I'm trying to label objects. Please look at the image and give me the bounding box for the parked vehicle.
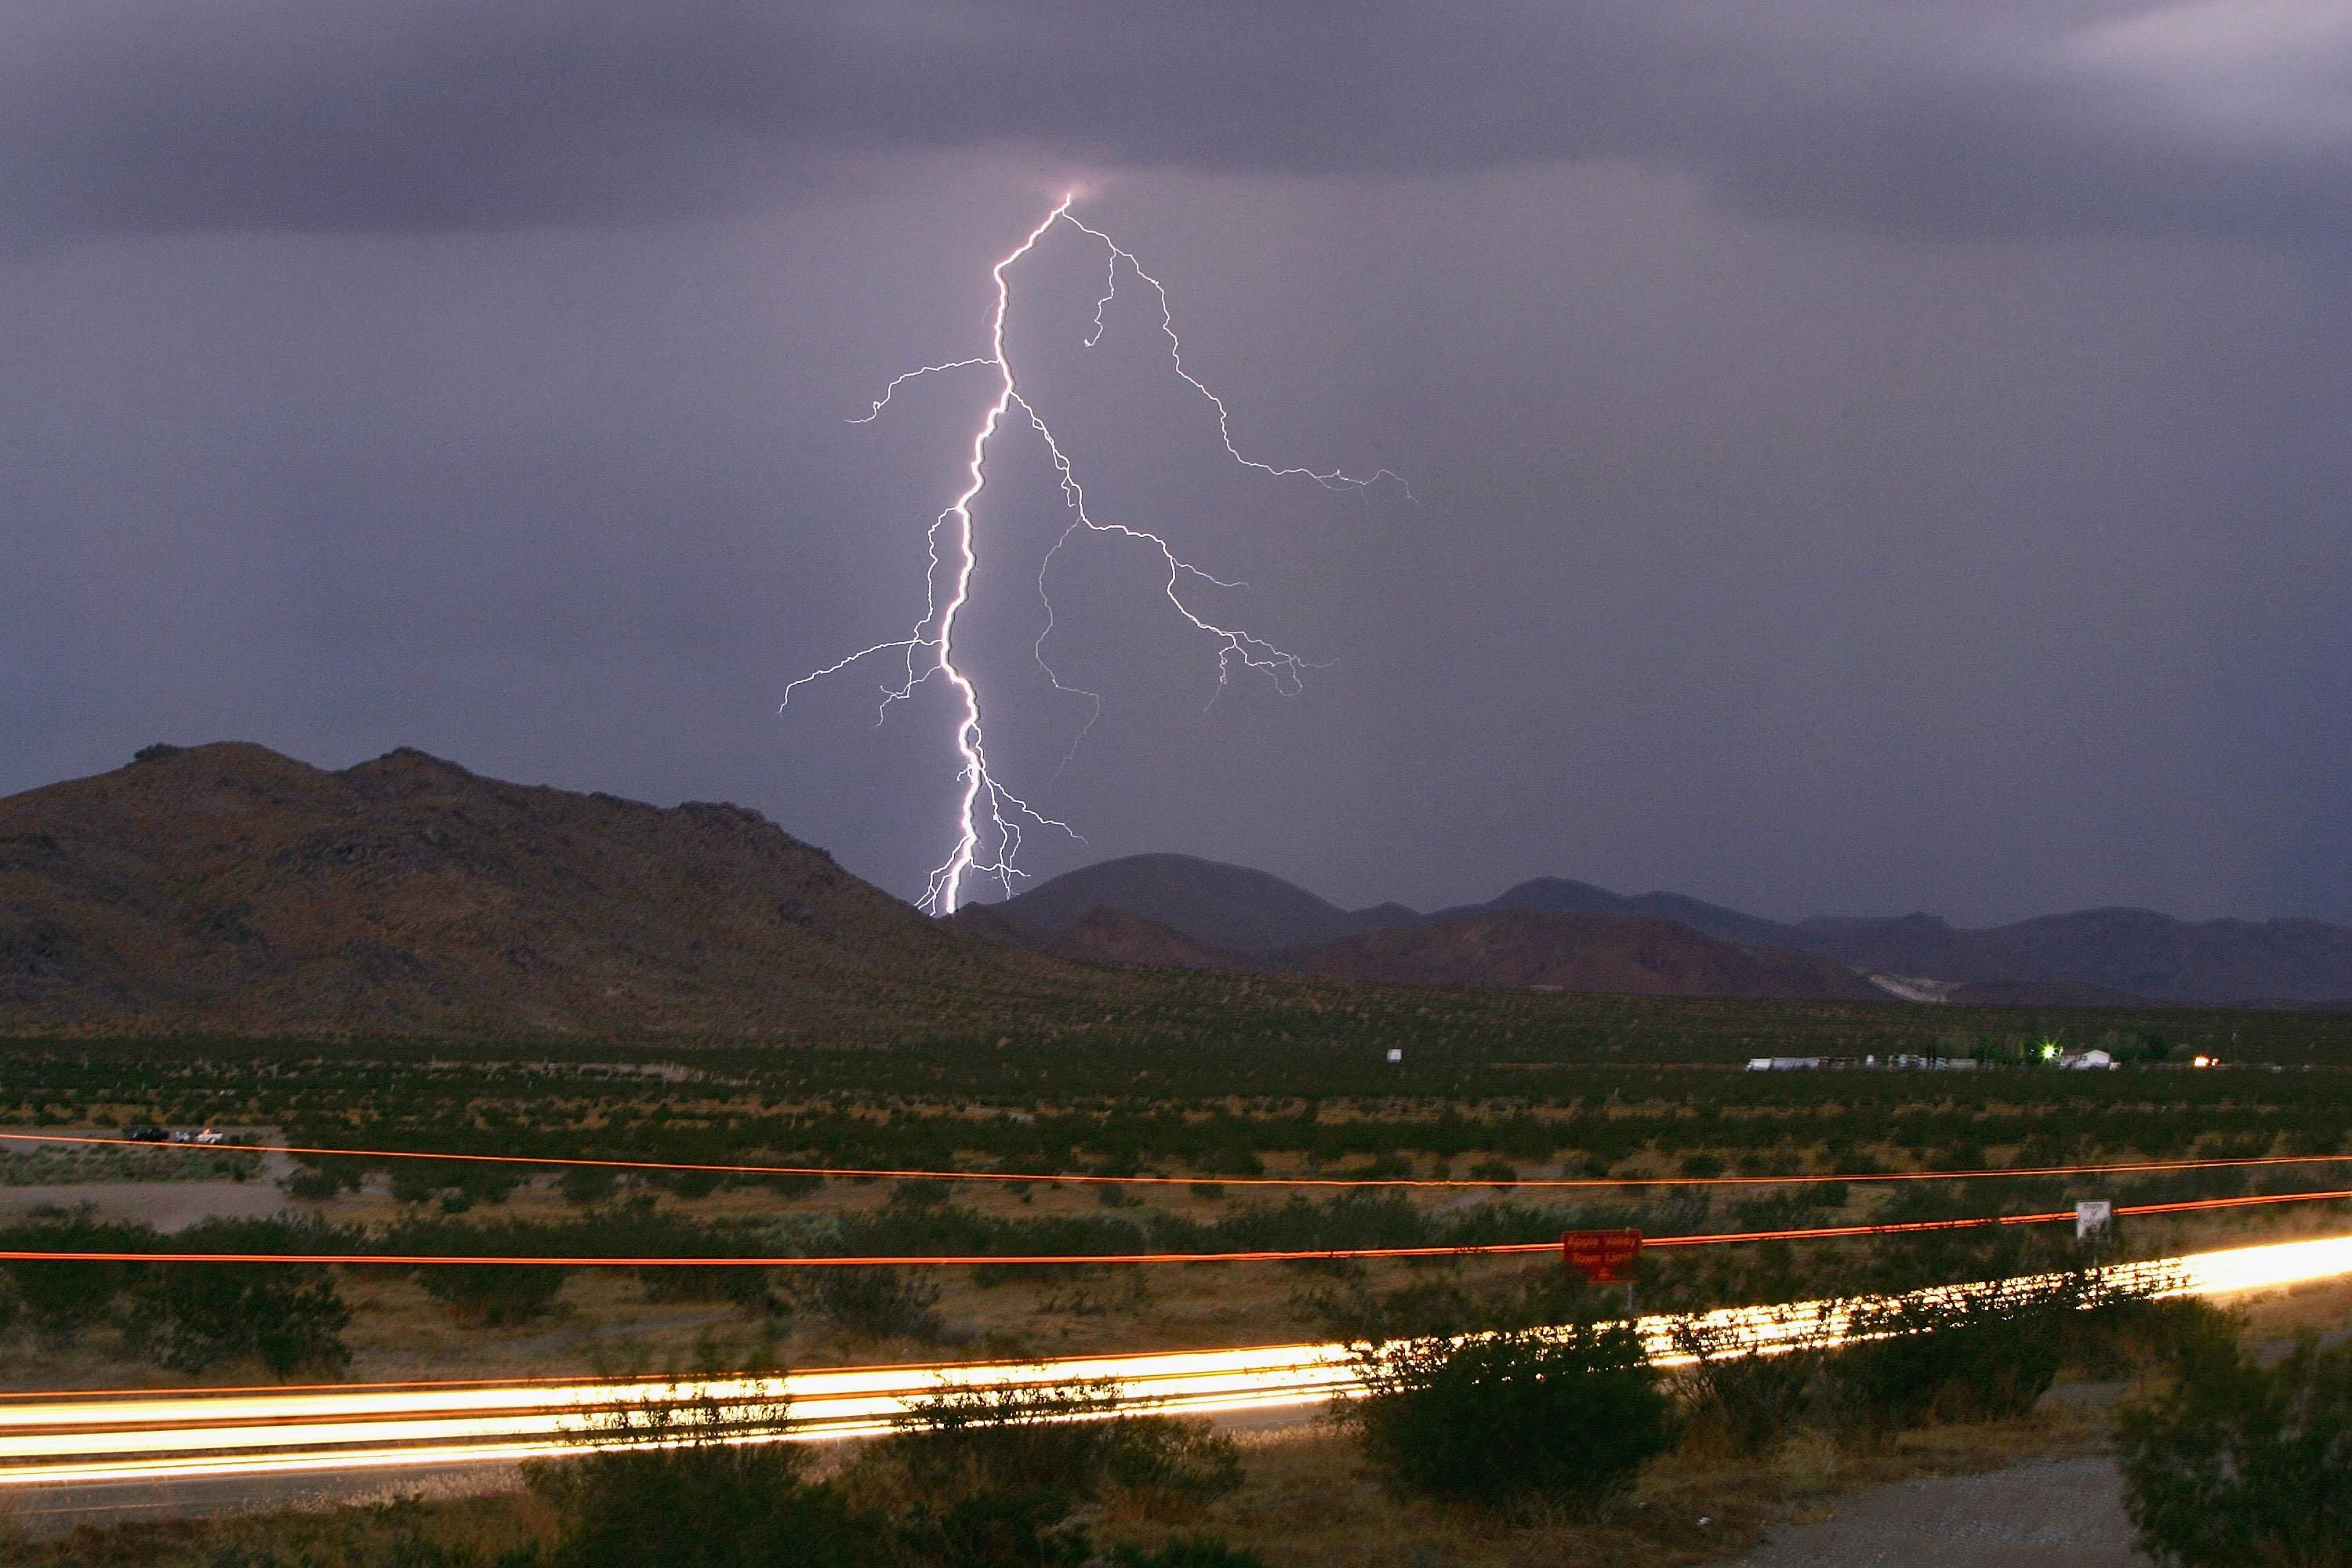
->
[123,1124,170,1142]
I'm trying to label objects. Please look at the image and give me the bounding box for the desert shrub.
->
[804,1265,944,1341]
[125,1263,350,1377]
[890,1179,952,1210]
[1348,1325,1678,1511]
[528,1442,891,1568]
[0,1215,151,1342]
[637,1264,782,1314]
[557,1166,619,1206]
[418,1264,568,1325]
[391,1164,521,1209]
[280,1165,354,1202]
[2058,1288,2238,1379]
[873,1381,1241,1508]
[1830,1283,2071,1431]
[2119,1333,2352,1568]
[1670,1309,1831,1454]
[849,1381,1241,1566]
[894,1486,1094,1567]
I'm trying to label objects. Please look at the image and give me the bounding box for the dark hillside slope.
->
[990,853,1406,953]
[1454,877,1801,947]
[0,742,1025,1036]
[1030,907,1264,972]
[1283,910,1883,1001]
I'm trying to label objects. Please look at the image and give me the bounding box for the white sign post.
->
[2076,1200,2114,1244]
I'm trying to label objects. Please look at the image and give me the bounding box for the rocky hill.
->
[1281,910,1884,1001]
[0,742,1014,1036]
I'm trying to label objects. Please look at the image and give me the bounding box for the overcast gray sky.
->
[3,1,2347,925]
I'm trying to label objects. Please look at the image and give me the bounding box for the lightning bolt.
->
[783,194,1403,915]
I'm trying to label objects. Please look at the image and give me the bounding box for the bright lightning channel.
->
[783,194,1403,914]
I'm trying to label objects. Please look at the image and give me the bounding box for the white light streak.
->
[781,194,1403,913]
[3,1232,2343,1491]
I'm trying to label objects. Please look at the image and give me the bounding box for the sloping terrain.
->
[0,742,1029,1036]
[988,852,1403,953]
[1797,909,2352,1005]
[1280,910,1885,1001]
[1029,907,1265,972]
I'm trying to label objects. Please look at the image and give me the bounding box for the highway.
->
[2,1231,2346,1526]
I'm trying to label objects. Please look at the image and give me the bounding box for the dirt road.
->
[1731,1455,2147,1568]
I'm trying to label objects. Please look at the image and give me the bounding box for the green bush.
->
[1830,1287,2066,1431]
[0,1216,151,1342]
[1348,1326,1678,1511]
[557,1166,619,1206]
[528,1443,891,1568]
[804,1265,944,1341]
[125,1262,350,1377]
[2119,1333,2352,1568]
[1669,1309,1828,1454]
[872,1381,1241,1509]
[418,1263,568,1325]
[894,1485,1094,1567]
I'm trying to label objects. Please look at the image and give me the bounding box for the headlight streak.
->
[11,1127,2351,1195]
[2,1232,2347,1490]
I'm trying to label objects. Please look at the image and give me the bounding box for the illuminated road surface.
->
[2,1232,2344,1506]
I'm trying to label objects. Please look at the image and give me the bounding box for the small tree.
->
[1348,1326,1678,1511]
[2119,1334,2352,1567]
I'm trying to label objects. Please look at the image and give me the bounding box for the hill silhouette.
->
[0,742,1020,1036]
[999,855,2352,1005]
[986,852,1397,953]
[1280,910,1883,1001]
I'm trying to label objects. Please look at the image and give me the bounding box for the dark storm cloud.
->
[5,1,2348,241]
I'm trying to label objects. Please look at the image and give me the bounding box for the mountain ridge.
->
[0,741,1014,1036]
[992,854,2352,1005]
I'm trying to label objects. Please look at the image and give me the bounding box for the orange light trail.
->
[2,1186,2343,1269]
[9,1128,2350,1193]
[2,1232,2348,1490]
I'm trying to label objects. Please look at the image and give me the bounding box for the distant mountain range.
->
[8,746,2346,1033]
[983,854,2352,1007]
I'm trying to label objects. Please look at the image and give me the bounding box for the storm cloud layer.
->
[7,1,2351,242]
[2,2,2347,927]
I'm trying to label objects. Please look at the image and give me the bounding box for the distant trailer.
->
[1746,1057,1824,1072]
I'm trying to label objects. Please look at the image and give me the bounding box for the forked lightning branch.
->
[781,194,1404,915]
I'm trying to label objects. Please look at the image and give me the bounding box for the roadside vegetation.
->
[10,1270,2296,1568]
[2,1003,2347,1386]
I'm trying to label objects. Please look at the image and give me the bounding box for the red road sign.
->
[1562,1229,1642,1283]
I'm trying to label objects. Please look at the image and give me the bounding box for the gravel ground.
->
[1730,1455,2149,1568]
